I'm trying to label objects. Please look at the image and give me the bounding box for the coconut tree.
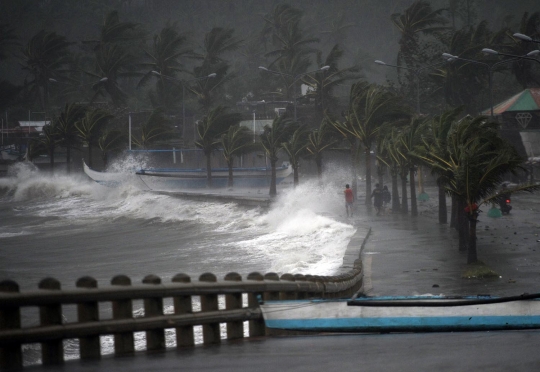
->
[378,127,404,213]
[75,108,113,167]
[330,82,411,204]
[282,126,308,187]
[27,123,58,171]
[20,30,73,111]
[131,108,172,149]
[55,103,86,173]
[260,115,297,196]
[195,106,242,187]
[219,124,256,188]
[139,23,192,110]
[396,116,429,216]
[305,119,338,182]
[505,12,540,88]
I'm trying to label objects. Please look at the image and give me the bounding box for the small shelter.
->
[483,88,540,159]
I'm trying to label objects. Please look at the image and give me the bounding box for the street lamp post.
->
[151,71,217,144]
[513,33,540,45]
[481,48,540,65]
[258,65,330,121]
[374,60,447,114]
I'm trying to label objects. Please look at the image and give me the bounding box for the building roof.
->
[484,88,540,115]
[17,121,50,132]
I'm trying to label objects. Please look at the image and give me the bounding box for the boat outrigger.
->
[260,293,540,333]
[83,160,292,190]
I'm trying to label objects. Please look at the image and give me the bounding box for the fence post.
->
[199,273,220,344]
[172,273,194,347]
[0,280,22,370]
[246,272,265,337]
[224,272,243,340]
[76,276,100,360]
[279,273,298,300]
[39,277,63,365]
[111,275,134,356]
[142,275,165,352]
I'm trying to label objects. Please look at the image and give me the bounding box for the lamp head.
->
[99,77,108,82]
[258,66,269,71]
[374,60,386,65]
[442,53,457,60]
[482,48,499,55]
[151,71,161,76]
[48,78,58,83]
[527,50,540,57]
[513,33,532,42]
[207,73,217,78]
[320,65,330,71]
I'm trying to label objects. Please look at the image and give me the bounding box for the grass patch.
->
[462,261,499,279]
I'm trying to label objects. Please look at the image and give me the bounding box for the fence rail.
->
[0,260,363,370]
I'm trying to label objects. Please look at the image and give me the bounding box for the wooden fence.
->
[0,260,363,370]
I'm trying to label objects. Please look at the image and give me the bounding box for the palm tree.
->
[190,27,242,112]
[260,3,303,52]
[131,108,172,149]
[28,123,58,171]
[330,82,410,204]
[302,44,362,115]
[75,109,113,167]
[195,106,242,187]
[55,103,86,173]
[396,116,429,217]
[305,119,338,182]
[417,107,463,224]
[378,127,403,213]
[139,23,192,111]
[98,130,125,168]
[260,115,297,196]
[282,126,308,187]
[20,30,72,111]
[219,125,255,188]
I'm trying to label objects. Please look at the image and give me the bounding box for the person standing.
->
[371,183,383,216]
[344,184,354,217]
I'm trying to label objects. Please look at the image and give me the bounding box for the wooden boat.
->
[260,293,540,332]
[83,160,292,189]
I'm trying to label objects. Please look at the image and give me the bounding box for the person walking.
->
[344,184,354,217]
[371,183,384,216]
[382,185,391,213]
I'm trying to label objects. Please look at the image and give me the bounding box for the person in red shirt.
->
[344,184,354,217]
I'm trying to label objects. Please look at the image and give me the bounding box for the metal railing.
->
[0,260,363,369]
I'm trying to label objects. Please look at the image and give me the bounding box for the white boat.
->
[260,293,540,332]
[83,160,292,190]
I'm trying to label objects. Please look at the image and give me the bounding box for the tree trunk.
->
[457,199,468,251]
[293,165,299,187]
[438,183,447,224]
[409,167,418,217]
[391,171,400,213]
[316,154,322,185]
[269,159,277,197]
[450,196,457,229]
[365,146,372,205]
[377,163,384,188]
[88,144,93,168]
[66,146,71,173]
[350,140,358,200]
[468,215,478,263]
[227,160,233,188]
[206,152,212,188]
[49,148,55,174]
[400,173,408,214]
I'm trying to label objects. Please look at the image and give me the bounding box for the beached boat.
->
[83,160,292,190]
[260,293,540,332]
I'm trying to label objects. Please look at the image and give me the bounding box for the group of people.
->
[344,183,391,217]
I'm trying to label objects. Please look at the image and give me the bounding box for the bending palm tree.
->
[306,119,338,182]
[260,116,297,196]
[55,103,86,173]
[220,125,256,188]
[282,126,308,187]
[75,109,113,168]
[195,106,242,187]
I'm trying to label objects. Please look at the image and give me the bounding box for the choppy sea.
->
[0,160,356,365]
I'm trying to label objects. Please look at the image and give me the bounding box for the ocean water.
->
[0,161,356,364]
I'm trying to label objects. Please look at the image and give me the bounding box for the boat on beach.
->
[83,160,292,190]
[260,293,540,333]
